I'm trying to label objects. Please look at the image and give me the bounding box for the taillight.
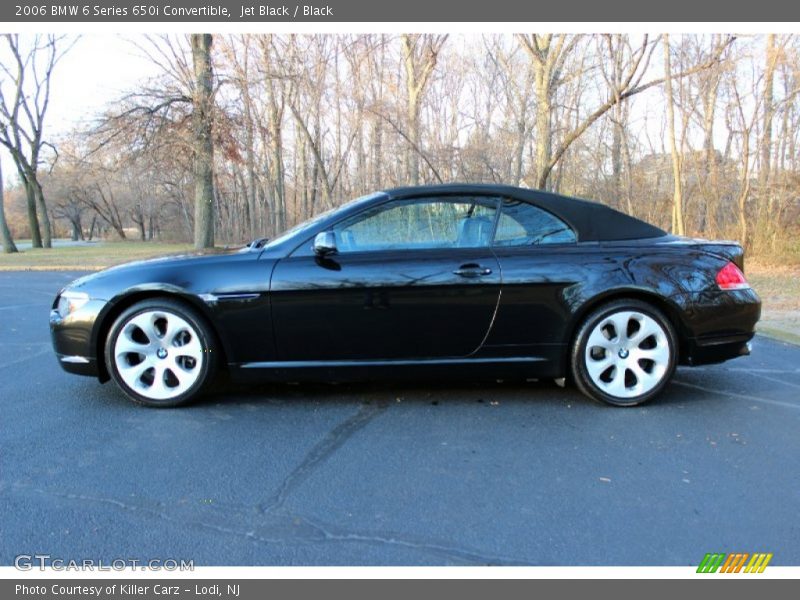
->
[716,262,750,290]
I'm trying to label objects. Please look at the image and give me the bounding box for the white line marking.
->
[673,380,800,410]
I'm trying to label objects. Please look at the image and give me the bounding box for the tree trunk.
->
[241,74,259,239]
[760,34,776,188]
[663,35,685,236]
[270,102,285,232]
[20,174,42,248]
[513,118,527,185]
[759,34,777,244]
[407,93,421,185]
[372,118,382,190]
[609,38,626,209]
[69,217,82,241]
[191,33,215,250]
[611,119,623,208]
[402,35,422,186]
[33,179,52,247]
[701,65,720,237]
[534,64,552,190]
[0,161,19,253]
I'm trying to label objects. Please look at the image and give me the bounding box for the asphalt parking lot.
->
[1,271,799,566]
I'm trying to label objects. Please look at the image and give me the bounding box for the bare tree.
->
[726,58,761,249]
[517,33,734,190]
[260,34,291,228]
[93,34,213,243]
[220,34,260,238]
[400,34,448,185]
[0,34,70,248]
[691,34,728,237]
[516,34,583,190]
[48,178,86,241]
[75,177,128,240]
[601,35,638,212]
[483,37,536,184]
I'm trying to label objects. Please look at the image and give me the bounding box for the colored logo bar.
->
[697,552,773,573]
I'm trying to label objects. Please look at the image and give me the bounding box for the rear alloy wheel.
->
[571,299,677,407]
[105,299,216,407]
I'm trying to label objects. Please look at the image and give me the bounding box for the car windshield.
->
[260,192,385,250]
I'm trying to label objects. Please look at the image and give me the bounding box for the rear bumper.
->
[683,333,753,366]
[678,288,761,366]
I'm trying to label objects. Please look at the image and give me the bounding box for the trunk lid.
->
[652,236,746,271]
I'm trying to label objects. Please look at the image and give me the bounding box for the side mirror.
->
[313,231,338,256]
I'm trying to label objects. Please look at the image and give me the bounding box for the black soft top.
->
[382,183,667,242]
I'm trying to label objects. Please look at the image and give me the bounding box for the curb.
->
[756,327,800,347]
[0,266,105,272]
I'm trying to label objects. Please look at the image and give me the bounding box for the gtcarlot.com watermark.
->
[15,554,194,571]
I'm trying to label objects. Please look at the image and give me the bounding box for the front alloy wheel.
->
[571,299,677,406]
[105,299,216,407]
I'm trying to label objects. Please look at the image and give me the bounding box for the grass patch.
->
[747,263,800,312]
[0,241,196,271]
[747,262,800,345]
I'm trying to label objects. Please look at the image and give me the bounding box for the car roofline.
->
[380,183,667,242]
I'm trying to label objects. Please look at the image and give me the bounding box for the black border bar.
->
[2,0,799,23]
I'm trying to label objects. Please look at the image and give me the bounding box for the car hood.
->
[106,247,244,272]
[63,247,263,299]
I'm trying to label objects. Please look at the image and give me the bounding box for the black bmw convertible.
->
[50,184,761,407]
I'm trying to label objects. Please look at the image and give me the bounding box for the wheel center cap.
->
[156,347,168,359]
[618,348,629,359]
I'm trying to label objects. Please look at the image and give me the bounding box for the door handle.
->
[453,264,493,278]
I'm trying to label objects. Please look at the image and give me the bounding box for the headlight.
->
[56,290,90,318]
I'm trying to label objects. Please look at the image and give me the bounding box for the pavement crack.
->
[0,346,52,370]
[8,483,172,520]
[6,481,522,564]
[258,403,384,514]
[6,483,289,546]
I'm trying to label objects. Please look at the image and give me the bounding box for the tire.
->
[570,299,678,407]
[104,298,218,407]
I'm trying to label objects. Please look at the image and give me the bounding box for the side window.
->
[494,200,576,246]
[333,197,499,253]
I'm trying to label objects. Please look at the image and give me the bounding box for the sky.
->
[49,35,157,127]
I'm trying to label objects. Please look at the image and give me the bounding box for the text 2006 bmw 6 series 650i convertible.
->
[50,184,761,407]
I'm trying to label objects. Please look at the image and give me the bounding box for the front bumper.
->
[49,299,107,378]
[52,352,99,376]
